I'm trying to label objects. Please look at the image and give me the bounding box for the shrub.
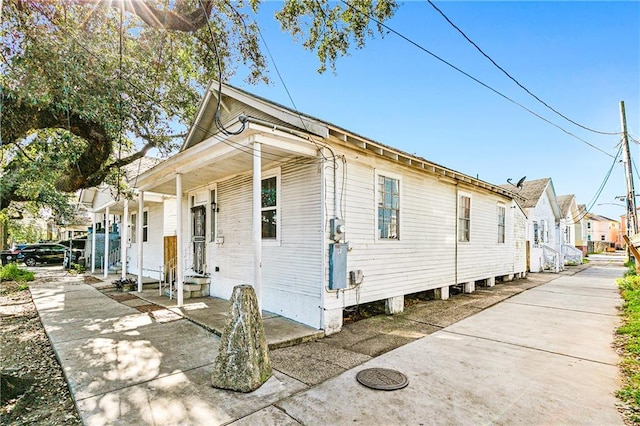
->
[617,274,640,421]
[0,263,35,282]
[70,263,86,274]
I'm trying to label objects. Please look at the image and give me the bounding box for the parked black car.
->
[0,245,25,266]
[19,243,73,267]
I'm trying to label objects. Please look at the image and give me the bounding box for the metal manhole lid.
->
[356,368,409,390]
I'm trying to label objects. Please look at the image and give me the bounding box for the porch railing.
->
[542,245,563,273]
[561,244,583,266]
[107,246,121,270]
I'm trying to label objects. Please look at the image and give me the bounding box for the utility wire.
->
[425,0,620,136]
[339,0,615,158]
[568,145,621,224]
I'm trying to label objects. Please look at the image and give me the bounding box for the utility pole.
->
[621,100,638,237]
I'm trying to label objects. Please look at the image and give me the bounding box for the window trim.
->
[261,168,281,245]
[375,170,401,241]
[142,209,149,243]
[458,192,471,243]
[497,204,506,244]
[209,185,218,243]
[131,213,137,243]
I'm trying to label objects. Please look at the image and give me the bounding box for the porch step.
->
[163,279,210,299]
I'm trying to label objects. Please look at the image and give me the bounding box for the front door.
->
[191,206,206,274]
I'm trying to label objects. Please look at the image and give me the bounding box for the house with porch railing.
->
[501,178,567,272]
[122,82,528,335]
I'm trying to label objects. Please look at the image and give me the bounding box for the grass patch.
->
[617,274,640,422]
[0,263,35,283]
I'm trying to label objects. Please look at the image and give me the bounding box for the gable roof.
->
[175,82,520,201]
[586,213,619,223]
[499,178,550,209]
[557,194,576,217]
[122,156,163,183]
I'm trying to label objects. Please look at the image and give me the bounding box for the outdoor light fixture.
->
[211,201,219,212]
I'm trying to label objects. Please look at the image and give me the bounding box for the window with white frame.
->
[458,195,471,242]
[210,189,217,242]
[497,205,506,244]
[261,176,278,239]
[377,175,400,239]
[131,213,137,243]
[142,211,148,242]
[533,221,539,247]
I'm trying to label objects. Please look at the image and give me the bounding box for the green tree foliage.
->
[0,0,397,214]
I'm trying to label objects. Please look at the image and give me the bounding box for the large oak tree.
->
[0,0,397,214]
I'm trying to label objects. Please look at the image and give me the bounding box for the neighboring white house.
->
[557,194,584,264]
[124,82,527,334]
[502,178,563,272]
[89,157,176,284]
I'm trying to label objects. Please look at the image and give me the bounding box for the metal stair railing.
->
[561,244,583,266]
[542,245,563,273]
[107,246,121,270]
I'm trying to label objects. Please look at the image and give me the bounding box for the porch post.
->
[137,192,144,291]
[253,141,262,313]
[90,213,96,273]
[121,198,129,281]
[103,206,110,278]
[176,174,184,307]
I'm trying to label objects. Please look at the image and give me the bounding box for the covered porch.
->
[134,118,325,314]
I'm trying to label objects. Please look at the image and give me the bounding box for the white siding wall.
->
[324,146,523,314]
[196,160,323,328]
[128,202,165,279]
[513,203,528,273]
[456,189,518,282]
[526,193,557,272]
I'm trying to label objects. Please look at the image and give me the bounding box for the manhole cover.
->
[356,368,408,391]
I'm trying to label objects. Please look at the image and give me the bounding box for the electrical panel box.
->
[330,218,345,242]
[328,242,348,290]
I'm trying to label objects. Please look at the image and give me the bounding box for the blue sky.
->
[229,1,639,221]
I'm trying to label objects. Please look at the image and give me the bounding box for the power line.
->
[568,145,622,224]
[339,0,616,158]
[7,3,324,173]
[425,0,620,136]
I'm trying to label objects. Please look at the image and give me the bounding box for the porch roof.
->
[135,124,319,195]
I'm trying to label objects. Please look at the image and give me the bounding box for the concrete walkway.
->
[31,264,624,425]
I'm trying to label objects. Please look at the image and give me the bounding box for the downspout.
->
[319,149,327,329]
[454,185,458,286]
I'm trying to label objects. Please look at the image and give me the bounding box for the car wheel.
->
[24,257,37,267]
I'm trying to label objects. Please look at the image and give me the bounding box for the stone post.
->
[211,285,272,392]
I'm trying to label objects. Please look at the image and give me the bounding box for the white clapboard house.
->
[115,83,527,334]
[501,178,566,272]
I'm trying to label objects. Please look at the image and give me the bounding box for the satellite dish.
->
[516,176,526,189]
[506,178,513,185]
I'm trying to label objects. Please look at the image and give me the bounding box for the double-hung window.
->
[261,176,278,239]
[458,195,471,242]
[377,175,399,239]
[497,205,506,244]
